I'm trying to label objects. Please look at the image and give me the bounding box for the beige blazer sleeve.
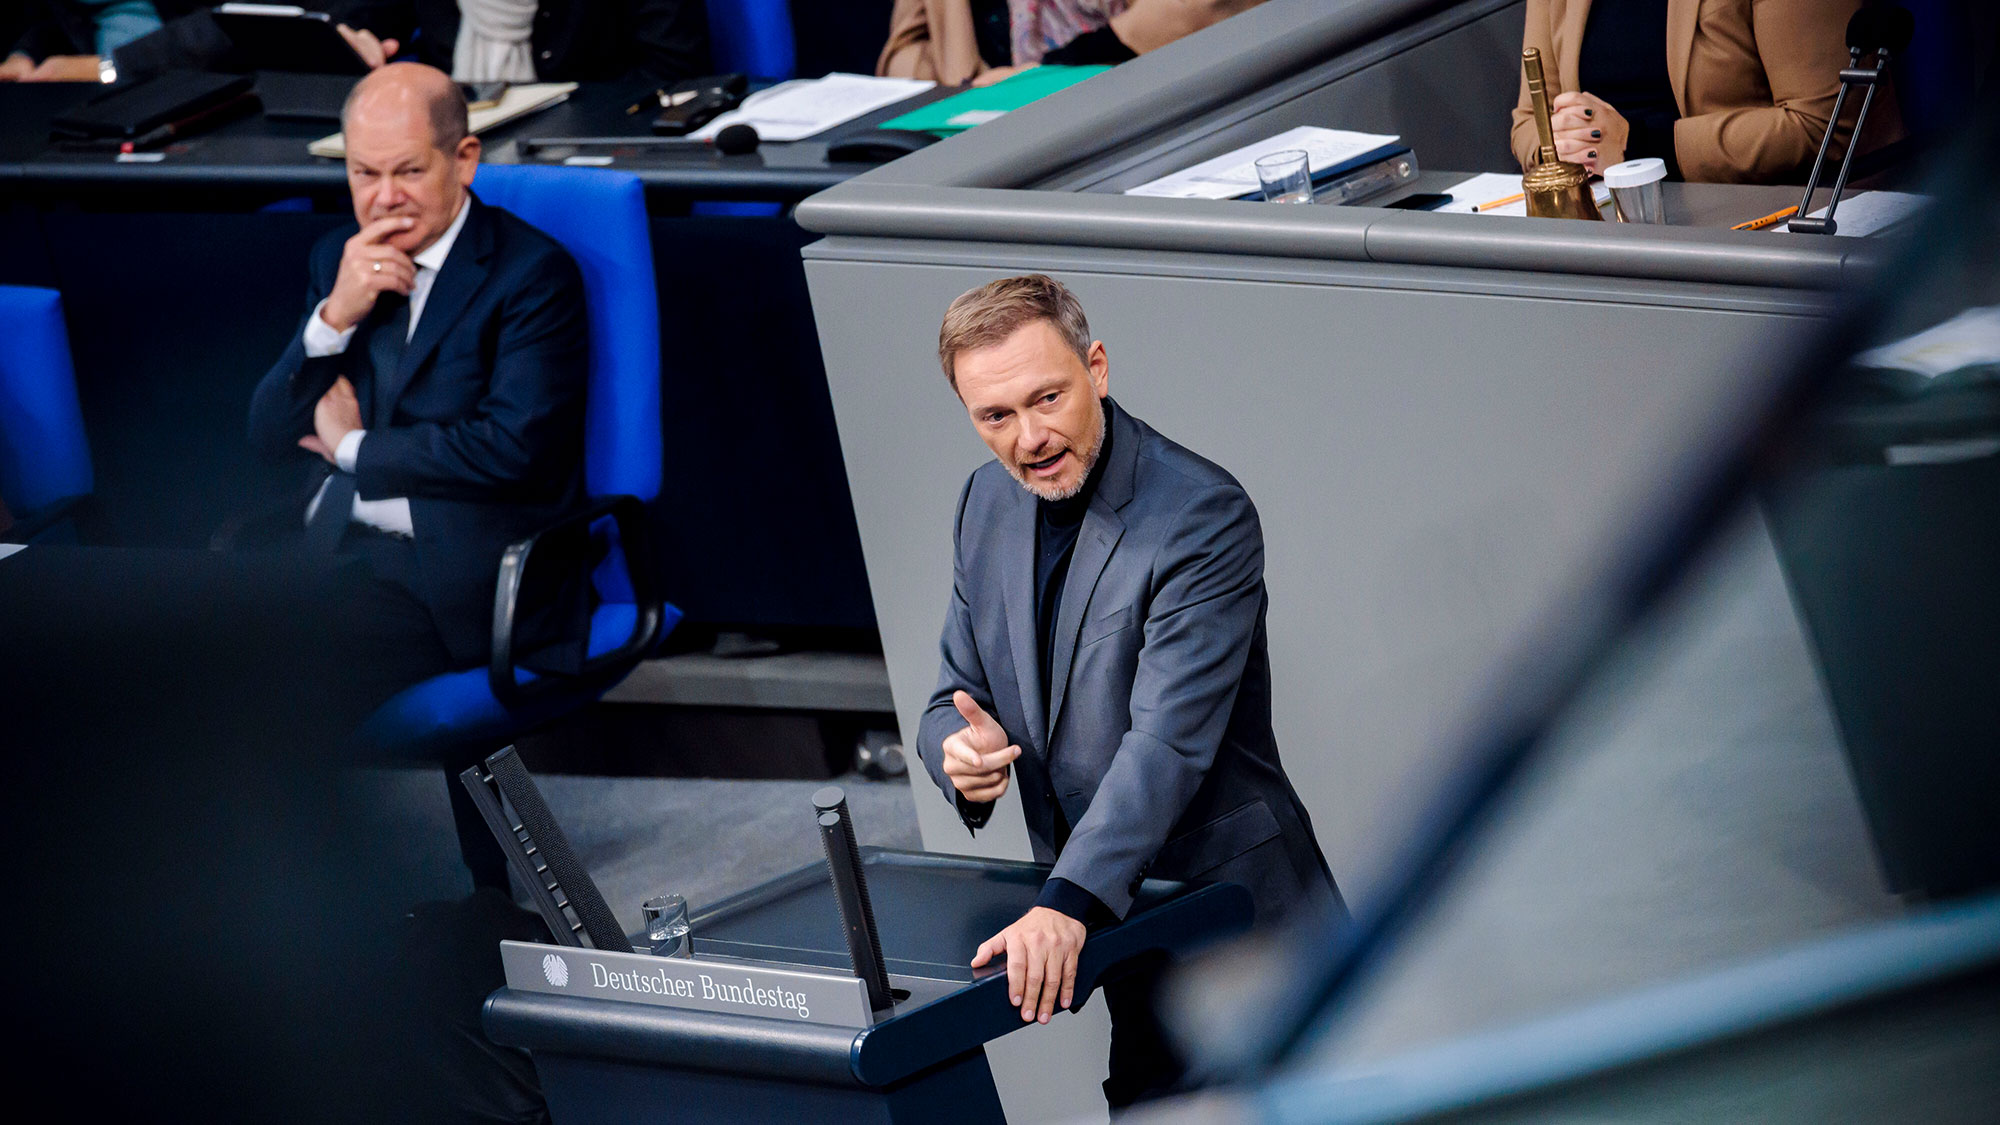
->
[1669,0,1872,183]
[877,0,987,86]
[876,0,1263,84]
[1510,0,1894,184]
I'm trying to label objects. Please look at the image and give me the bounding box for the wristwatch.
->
[97,55,117,84]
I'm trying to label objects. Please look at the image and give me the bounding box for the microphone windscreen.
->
[1847,4,1914,53]
[715,123,760,155]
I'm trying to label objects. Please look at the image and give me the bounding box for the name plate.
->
[499,941,873,1028]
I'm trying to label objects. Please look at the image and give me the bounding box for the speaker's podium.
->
[470,759,1252,1125]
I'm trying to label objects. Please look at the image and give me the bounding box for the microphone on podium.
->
[1787,4,1914,235]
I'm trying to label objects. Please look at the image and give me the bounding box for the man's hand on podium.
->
[942,691,1020,804]
[973,906,1086,1024]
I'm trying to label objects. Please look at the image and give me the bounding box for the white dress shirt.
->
[302,196,471,537]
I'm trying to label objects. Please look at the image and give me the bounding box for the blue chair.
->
[0,287,93,543]
[698,0,797,218]
[357,166,681,754]
[706,0,796,80]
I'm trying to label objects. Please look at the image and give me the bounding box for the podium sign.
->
[499,940,873,1028]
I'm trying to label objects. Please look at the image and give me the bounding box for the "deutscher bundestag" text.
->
[589,963,811,1019]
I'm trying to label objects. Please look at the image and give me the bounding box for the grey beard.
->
[1007,422,1105,501]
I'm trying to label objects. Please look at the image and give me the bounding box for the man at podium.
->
[917,274,1344,1106]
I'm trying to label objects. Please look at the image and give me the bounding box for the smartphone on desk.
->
[1385,193,1453,211]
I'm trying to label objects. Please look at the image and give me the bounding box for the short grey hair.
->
[937,274,1092,391]
[340,68,469,152]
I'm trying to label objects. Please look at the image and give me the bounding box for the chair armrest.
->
[489,494,664,709]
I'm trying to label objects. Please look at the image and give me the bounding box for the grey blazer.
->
[918,399,1342,926]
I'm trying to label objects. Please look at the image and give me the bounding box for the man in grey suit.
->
[917,274,1343,1106]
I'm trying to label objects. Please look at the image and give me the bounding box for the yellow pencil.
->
[1732,205,1799,231]
[1474,191,1526,212]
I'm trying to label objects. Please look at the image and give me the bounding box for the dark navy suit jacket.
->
[248,193,589,668]
[918,399,1343,927]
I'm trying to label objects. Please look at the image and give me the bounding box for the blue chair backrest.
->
[0,286,93,515]
[469,166,661,603]
[706,0,796,80]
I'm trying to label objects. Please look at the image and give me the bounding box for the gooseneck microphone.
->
[814,786,896,1011]
[1789,4,1914,234]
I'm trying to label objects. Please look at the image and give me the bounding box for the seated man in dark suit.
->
[918,274,1344,1108]
[248,61,589,716]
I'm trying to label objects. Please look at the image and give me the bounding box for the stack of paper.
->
[1124,127,1402,200]
[310,82,577,159]
[692,74,934,143]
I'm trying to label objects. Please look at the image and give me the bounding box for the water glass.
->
[1254,150,1314,204]
[642,893,691,957]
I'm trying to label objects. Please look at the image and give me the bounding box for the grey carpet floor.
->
[340,766,924,937]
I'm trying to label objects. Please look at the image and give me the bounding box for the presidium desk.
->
[482,847,1250,1123]
[789,0,1902,902]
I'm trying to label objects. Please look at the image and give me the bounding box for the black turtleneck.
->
[1034,399,1114,709]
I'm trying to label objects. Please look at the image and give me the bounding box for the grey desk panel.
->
[803,235,1834,318]
[800,182,1870,289]
[803,251,1828,897]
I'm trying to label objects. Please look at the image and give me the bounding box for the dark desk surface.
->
[0,79,952,203]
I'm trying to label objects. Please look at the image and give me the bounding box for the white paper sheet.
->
[1435,172,1611,216]
[1796,190,1929,237]
[1124,127,1400,199]
[1852,304,2000,379]
[691,74,935,143]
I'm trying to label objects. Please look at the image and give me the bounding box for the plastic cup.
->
[1603,157,1667,224]
[1254,150,1314,204]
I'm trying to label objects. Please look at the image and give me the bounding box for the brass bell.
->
[1521,48,1602,221]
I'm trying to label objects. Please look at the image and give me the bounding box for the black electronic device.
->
[651,73,748,136]
[1385,192,1453,211]
[50,70,256,141]
[827,128,938,163]
[254,70,353,122]
[813,786,897,1010]
[211,4,371,75]
[460,747,633,953]
[1788,4,1914,234]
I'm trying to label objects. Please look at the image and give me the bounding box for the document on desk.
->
[309,82,577,158]
[1124,127,1401,199]
[1794,190,1929,237]
[1852,304,2000,380]
[692,74,934,143]
[1435,172,1612,216]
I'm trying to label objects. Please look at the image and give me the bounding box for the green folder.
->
[880,65,1112,136]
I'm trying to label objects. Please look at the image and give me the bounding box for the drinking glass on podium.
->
[642,893,690,956]
[1255,150,1314,204]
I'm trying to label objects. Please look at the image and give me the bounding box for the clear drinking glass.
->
[1254,150,1314,204]
[641,893,690,957]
